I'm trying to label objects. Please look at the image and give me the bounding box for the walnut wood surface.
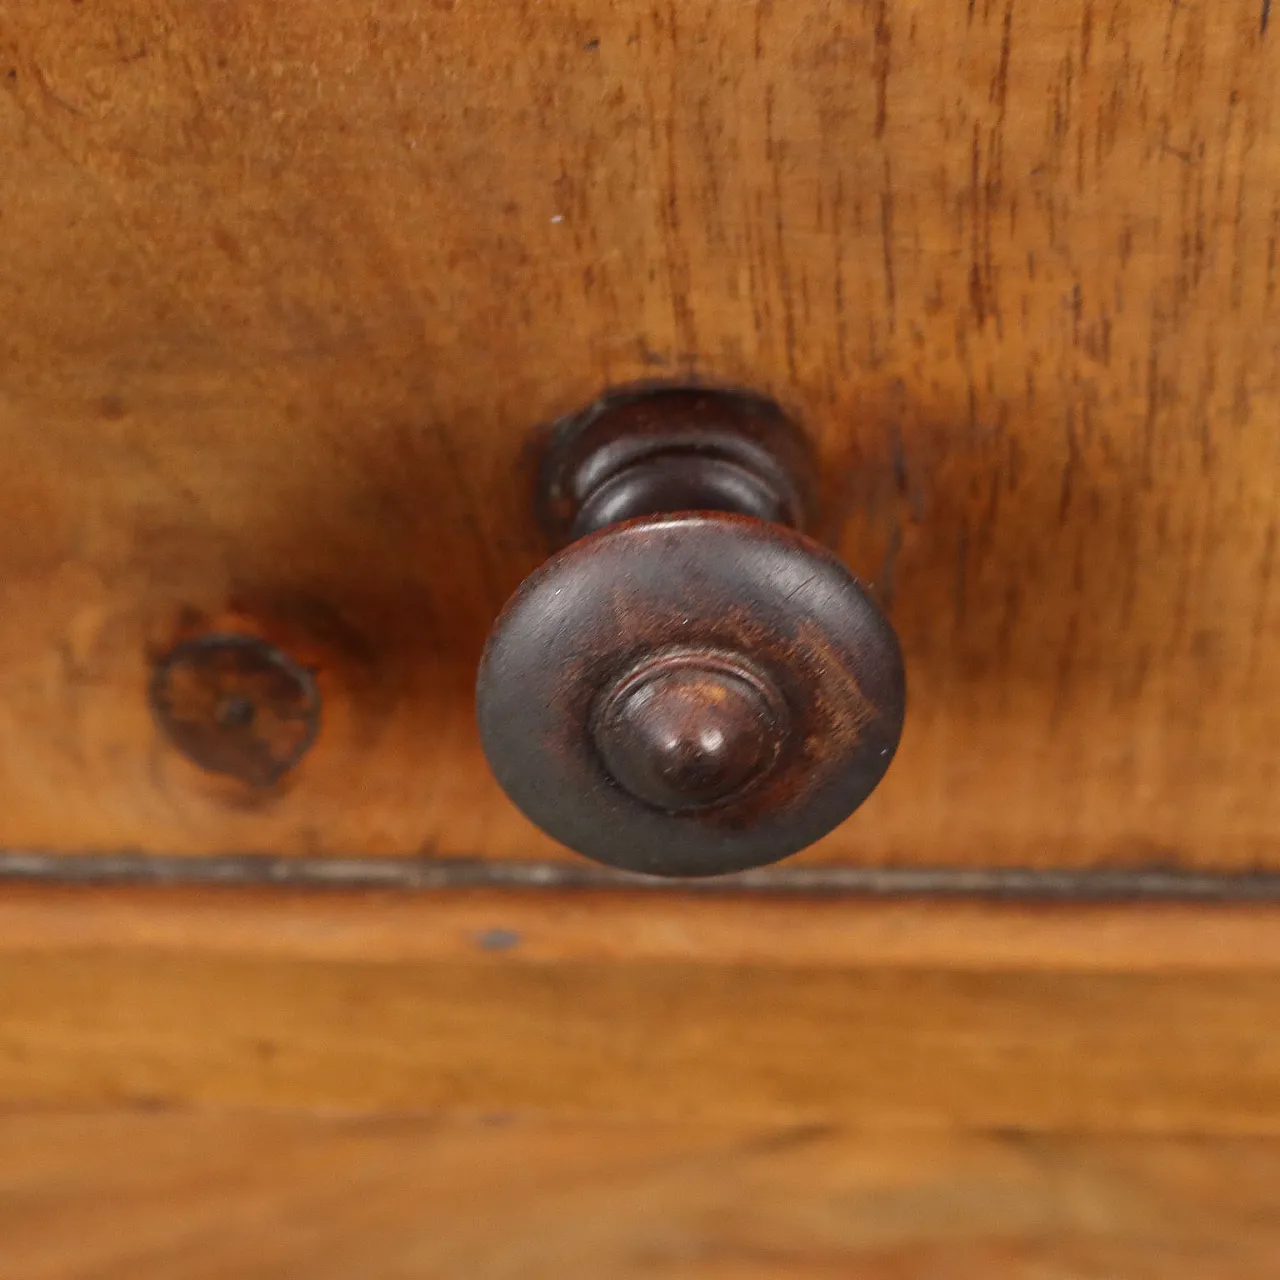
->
[5,1112,1280,1279]
[0,1,1277,869]
[0,886,1278,1128]
[4,883,1280,970]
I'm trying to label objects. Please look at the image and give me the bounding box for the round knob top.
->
[477,513,905,878]
[591,651,788,813]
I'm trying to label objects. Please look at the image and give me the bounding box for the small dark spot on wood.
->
[637,339,668,367]
[170,606,206,642]
[741,1124,833,1156]
[475,928,521,952]
[1263,0,1272,34]
[5,69,15,80]
[252,1038,280,1062]
[211,226,242,263]
[98,395,126,420]
[583,38,600,51]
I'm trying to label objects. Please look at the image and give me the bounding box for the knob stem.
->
[538,387,815,546]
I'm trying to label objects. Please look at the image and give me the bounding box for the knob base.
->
[538,386,817,544]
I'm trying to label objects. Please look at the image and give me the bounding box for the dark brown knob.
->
[476,388,906,878]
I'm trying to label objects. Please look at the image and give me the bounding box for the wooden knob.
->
[477,388,905,878]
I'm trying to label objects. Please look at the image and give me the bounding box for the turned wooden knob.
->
[476,388,906,878]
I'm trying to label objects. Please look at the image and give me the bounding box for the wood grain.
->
[3,883,1280,972]
[4,1112,1280,1278]
[0,0,1277,869]
[0,887,1279,1128]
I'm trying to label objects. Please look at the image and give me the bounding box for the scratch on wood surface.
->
[873,0,891,138]
[880,155,897,330]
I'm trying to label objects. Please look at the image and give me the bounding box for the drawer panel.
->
[0,0,1276,871]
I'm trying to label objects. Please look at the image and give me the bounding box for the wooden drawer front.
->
[0,0,1276,873]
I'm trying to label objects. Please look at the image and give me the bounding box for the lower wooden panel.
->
[2,887,1280,1131]
[3,1112,1280,1279]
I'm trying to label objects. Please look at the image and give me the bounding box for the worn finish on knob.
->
[591,651,789,814]
[478,512,905,878]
